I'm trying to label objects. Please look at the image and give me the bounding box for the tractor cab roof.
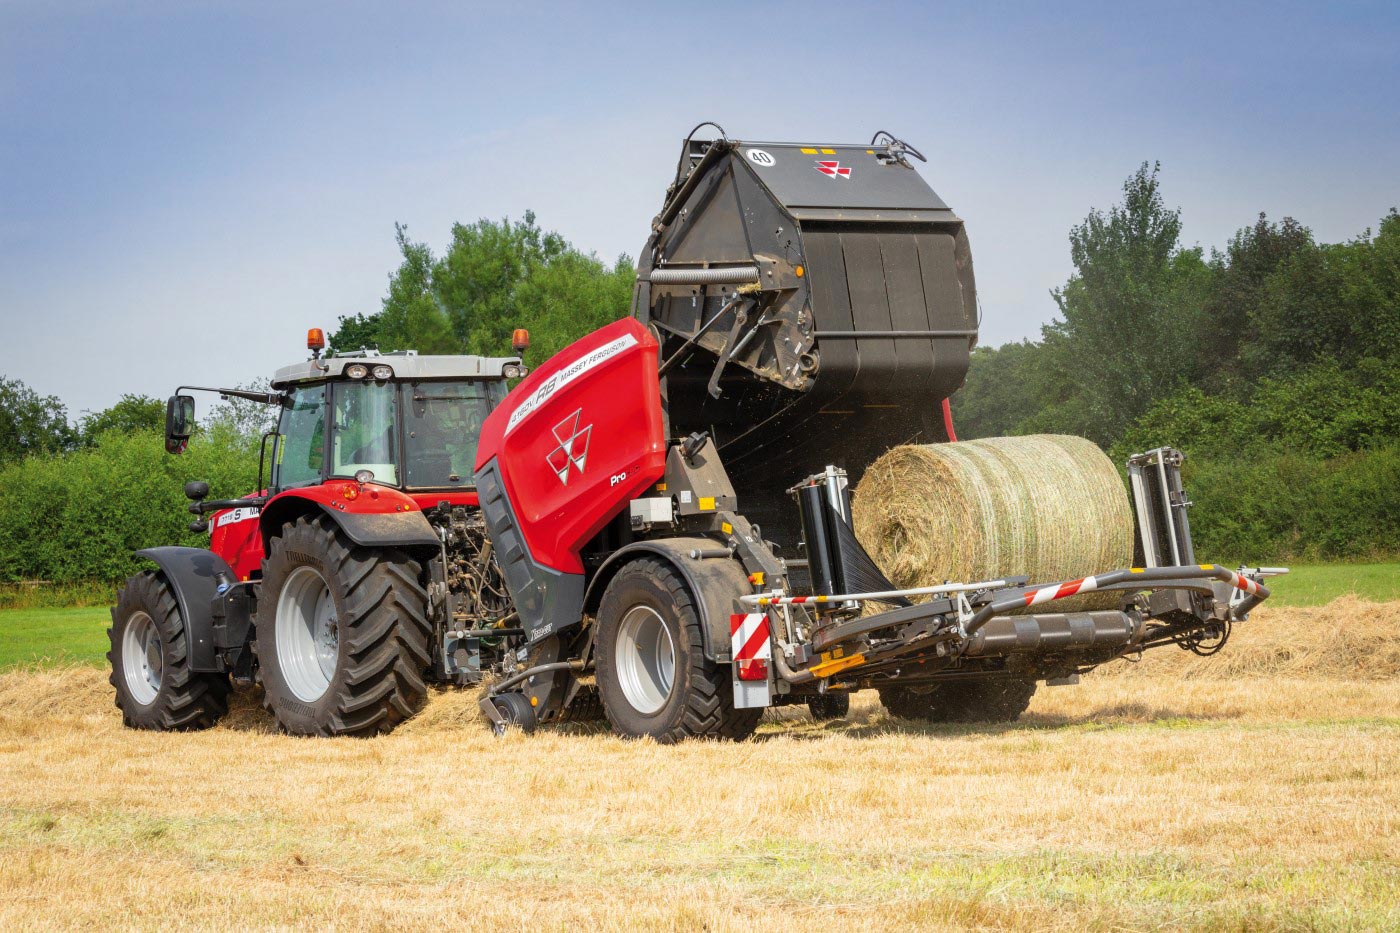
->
[271,350,522,389]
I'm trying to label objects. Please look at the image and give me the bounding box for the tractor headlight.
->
[503,363,527,379]
[371,364,393,380]
[345,363,369,379]
[354,469,375,484]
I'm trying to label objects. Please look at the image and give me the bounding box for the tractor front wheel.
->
[255,515,432,737]
[595,557,760,743]
[108,571,230,730]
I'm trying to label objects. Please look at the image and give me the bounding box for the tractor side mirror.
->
[165,395,195,454]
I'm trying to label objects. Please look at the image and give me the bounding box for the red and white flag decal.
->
[815,160,852,179]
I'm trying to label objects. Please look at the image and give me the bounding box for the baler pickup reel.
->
[738,449,1285,692]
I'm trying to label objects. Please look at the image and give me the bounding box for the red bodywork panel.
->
[209,502,265,581]
[209,482,480,581]
[475,318,667,574]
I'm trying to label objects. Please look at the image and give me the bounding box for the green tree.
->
[1043,162,1209,444]
[952,341,1068,438]
[1203,213,1313,388]
[79,394,164,443]
[330,213,633,366]
[0,376,74,462]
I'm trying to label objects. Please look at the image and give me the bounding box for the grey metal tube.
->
[485,661,582,697]
[772,645,815,684]
[647,265,759,285]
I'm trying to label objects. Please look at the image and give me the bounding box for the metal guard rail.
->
[964,564,1270,637]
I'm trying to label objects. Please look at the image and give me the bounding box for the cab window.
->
[403,381,493,488]
[274,384,326,489]
[331,381,399,485]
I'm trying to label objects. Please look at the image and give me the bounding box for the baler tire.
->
[807,692,851,721]
[108,571,230,731]
[489,692,538,736]
[255,515,432,737]
[966,679,1038,722]
[879,679,1037,724]
[596,557,761,743]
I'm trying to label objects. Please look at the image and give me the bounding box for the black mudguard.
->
[258,494,441,552]
[330,510,440,549]
[134,546,234,673]
[585,538,751,662]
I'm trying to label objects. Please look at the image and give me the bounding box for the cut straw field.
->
[2,597,1398,930]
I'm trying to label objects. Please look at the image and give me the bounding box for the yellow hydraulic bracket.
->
[808,649,866,679]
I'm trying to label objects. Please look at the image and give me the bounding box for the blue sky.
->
[2,1,1397,417]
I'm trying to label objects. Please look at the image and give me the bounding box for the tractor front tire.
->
[256,515,432,737]
[879,679,1037,724]
[596,558,760,743]
[108,571,230,730]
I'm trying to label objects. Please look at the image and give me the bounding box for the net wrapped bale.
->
[852,435,1134,611]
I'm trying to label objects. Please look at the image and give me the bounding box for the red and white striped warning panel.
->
[730,613,772,708]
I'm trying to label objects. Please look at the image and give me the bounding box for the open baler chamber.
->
[633,130,977,548]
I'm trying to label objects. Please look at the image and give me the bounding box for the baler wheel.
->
[255,515,431,737]
[807,692,851,721]
[879,679,1037,724]
[489,692,538,736]
[596,557,761,743]
[108,571,230,730]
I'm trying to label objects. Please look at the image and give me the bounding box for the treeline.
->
[952,164,1400,562]
[3,175,1396,584]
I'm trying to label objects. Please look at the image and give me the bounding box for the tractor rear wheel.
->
[879,679,1037,724]
[108,571,230,730]
[255,515,432,737]
[596,558,760,743]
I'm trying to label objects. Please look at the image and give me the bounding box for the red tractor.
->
[110,128,1276,741]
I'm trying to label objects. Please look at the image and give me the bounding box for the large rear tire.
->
[256,515,432,737]
[879,679,1037,723]
[596,558,760,743]
[108,571,230,730]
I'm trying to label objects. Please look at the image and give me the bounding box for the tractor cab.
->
[163,328,528,497]
[268,350,522,494]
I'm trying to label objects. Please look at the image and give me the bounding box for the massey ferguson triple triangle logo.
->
[547,409,591,485]
[815,160,852,179]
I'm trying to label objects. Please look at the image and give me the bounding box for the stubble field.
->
[1,596,1397,930]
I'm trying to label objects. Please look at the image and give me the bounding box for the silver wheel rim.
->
[276,566,338,703]
[121,610,163,705]
[615,605,676,716]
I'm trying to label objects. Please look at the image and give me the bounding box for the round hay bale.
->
[851,435,1134,611]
